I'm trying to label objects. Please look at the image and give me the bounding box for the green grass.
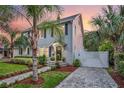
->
[11,71,70,88]
[12,84,33,88]
[0,62,29,77]
[41,71,70,88]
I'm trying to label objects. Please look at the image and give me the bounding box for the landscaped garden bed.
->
[0,62,29,80]
[108,67,124,88]
[0,61,43,80]
[1,66,77,88]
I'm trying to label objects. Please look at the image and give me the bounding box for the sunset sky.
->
[62,5,106,31]
[10,5,106,32]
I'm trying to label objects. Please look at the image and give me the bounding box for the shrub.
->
[116,61,124,76]
[73,59,81,67]
[99,40,114,65]
[0,82,8,88]
[56,54,61,61]
[114,53,124,63]
[38,55,47,65]
[50,57,55,61]
[62,57,65,62]
[14,56,32,58]
[10,58,33,66]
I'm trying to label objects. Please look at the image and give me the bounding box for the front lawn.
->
[11,71,70,88]
[41,71,69,88]
[0,61,29,77]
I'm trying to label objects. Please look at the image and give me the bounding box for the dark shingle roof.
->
[24,13,81,32]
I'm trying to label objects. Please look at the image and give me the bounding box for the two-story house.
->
[13,13,84,65]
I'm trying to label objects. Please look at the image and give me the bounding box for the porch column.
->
[53,45,57,62]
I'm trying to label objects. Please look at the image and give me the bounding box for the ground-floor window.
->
[19,48,23,55]
[27,48,30,55]
[39,48,48,57]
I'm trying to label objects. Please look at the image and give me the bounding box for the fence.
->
[75,51,109,68]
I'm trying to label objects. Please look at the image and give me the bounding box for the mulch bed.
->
[56,65,77,72]
[11,66,77,86]
[109,71,124,88]
[17,77,44,85]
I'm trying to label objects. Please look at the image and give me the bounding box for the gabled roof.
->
[59,13,81,23]
[24,13,81,32]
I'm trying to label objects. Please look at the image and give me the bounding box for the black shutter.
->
[44,29,46,38]
[65,23,68,35]
[20,48,22,55]
[21,48,23,55]
[51,28,53,37]
[27,48,30,55]
[49,46,51,57]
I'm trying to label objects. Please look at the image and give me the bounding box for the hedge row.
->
[14,56,32,58]
[10,58,33,66]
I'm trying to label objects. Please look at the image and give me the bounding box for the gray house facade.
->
[13,14,84,65]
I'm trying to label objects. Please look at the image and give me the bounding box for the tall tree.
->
[17,5,62,81]
[0,6,30,57]
[91,5,124,52]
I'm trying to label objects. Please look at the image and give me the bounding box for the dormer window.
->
[65,23,68,35]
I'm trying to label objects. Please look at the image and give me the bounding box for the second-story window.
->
[44,29,46,38]
[65,23,68,35]
[51,28,54,37]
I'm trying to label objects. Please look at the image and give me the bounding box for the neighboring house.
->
[13,14,84,64]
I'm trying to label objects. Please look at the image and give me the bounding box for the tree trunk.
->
[10,38,14,58]
[10,47,13,58]
[32,49,38,81]
[32,15,38,82]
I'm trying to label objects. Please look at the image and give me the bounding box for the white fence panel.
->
[75,51,109,68]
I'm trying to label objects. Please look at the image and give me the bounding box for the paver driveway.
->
[56,67,118,88]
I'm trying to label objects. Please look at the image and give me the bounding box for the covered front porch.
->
[38,42,66,62]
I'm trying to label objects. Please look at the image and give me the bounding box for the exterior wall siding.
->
[72,15,84,60]
[13,15,81,65]
[63,22,73,64]
[13,48,32,56]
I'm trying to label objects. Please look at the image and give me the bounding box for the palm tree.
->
[0,5,63,81]
[0,6,28,58]
[16,5,63,81]
[91,5,124,52]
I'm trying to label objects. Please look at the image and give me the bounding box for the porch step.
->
[47,61,67,67]
[47,62,56,67]
[59,62,68,67]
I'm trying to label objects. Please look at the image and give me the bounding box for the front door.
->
[56,46,62,61]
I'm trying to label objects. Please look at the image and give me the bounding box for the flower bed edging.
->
[0,66,51,86]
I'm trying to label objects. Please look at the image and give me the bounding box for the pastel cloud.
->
[3,5,106,32]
